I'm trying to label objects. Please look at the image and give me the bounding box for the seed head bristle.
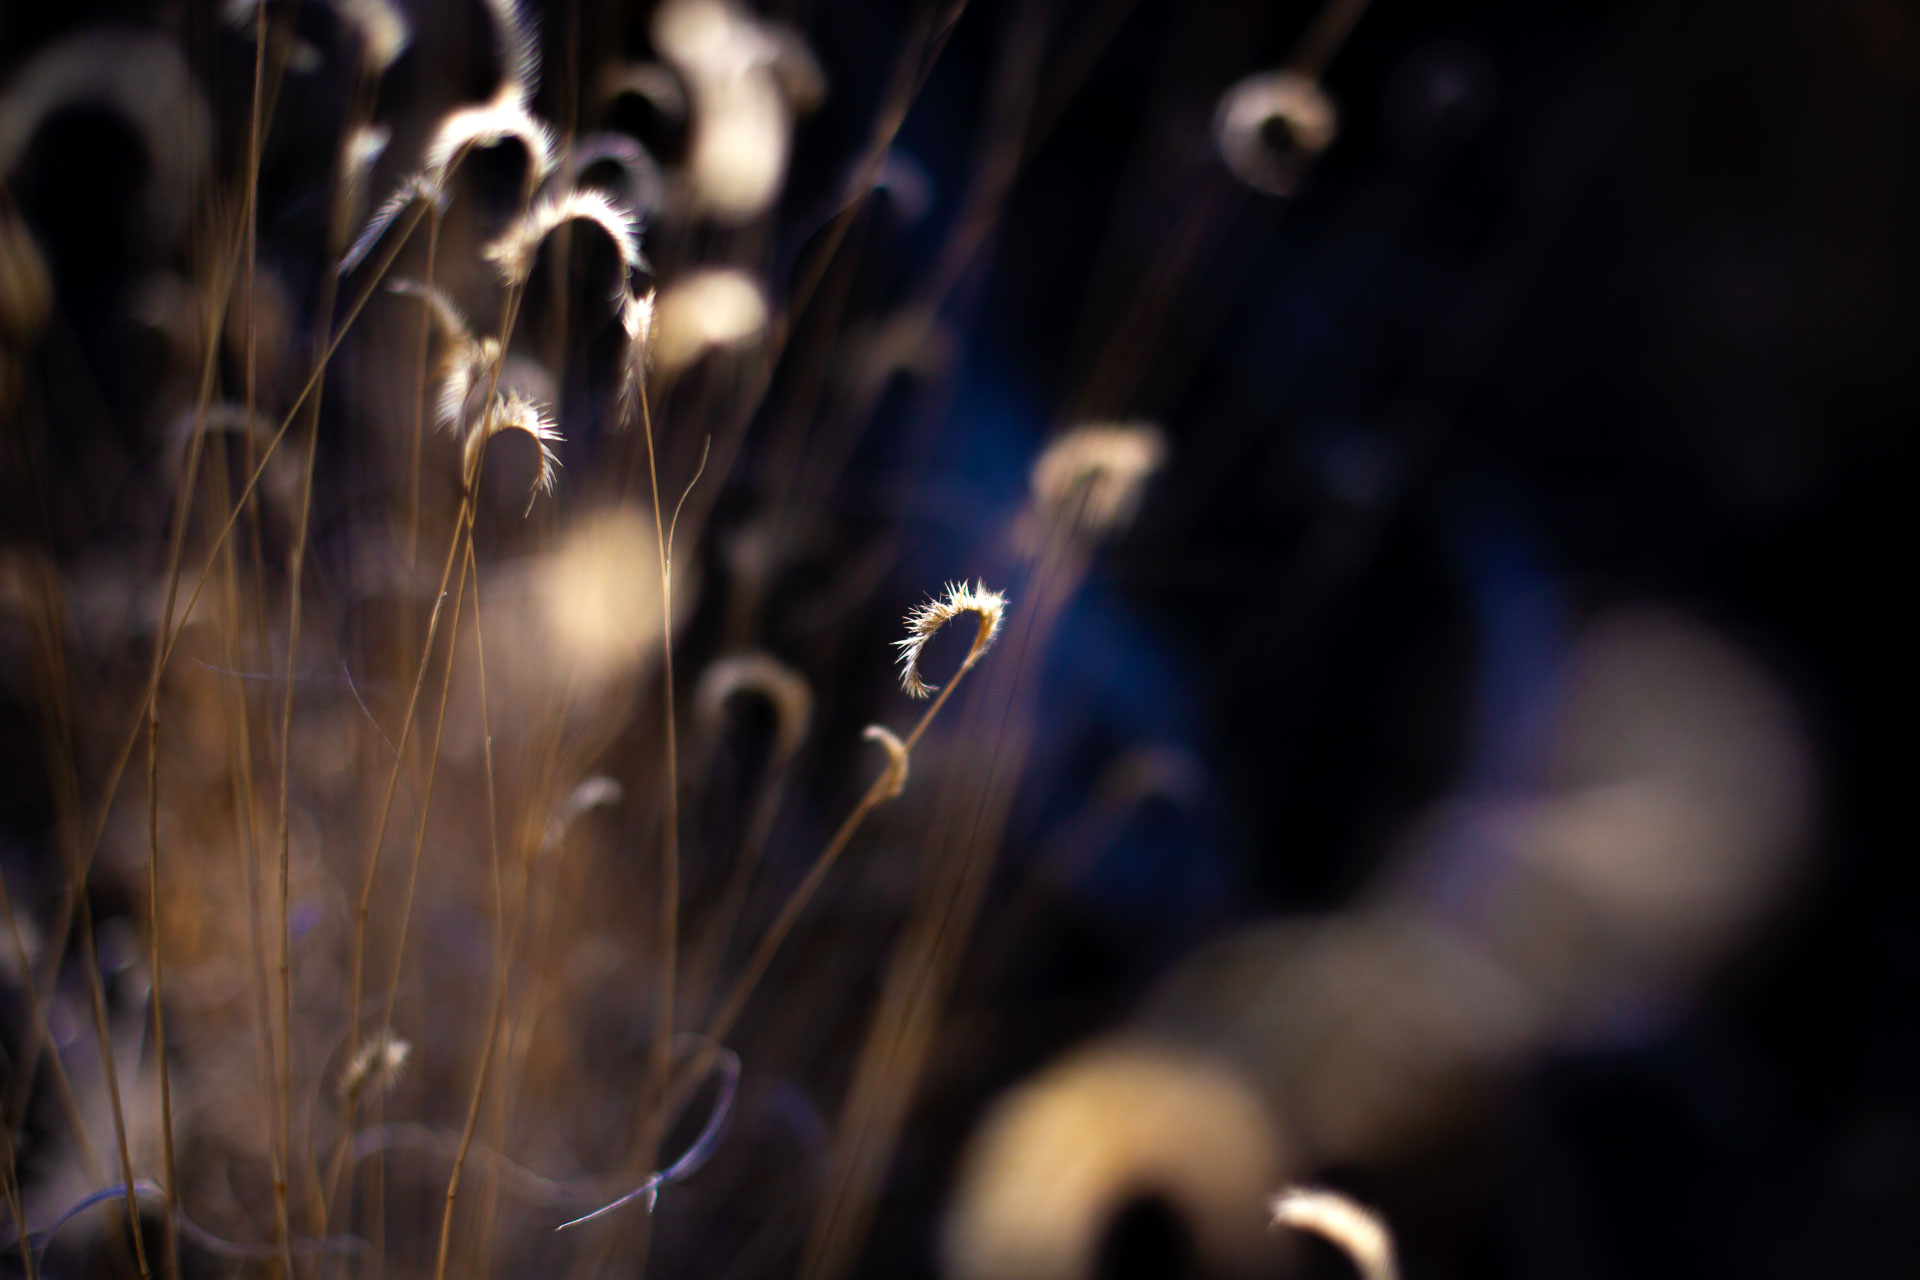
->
[434,336,503,436]
[340,1029,411,1102]
[1269,1187,1398,1280]
[543,775,624,852]
[567,132,667,220]
[482,0,542,103]
[339,0,554,275]
[616,287,657,428]
[463,391,563,513]
[696,653,815,760]
[894,580,1008,698]
[340,123,393,224]
[862,725,910,799]
[422,95,558,190]
[482,186,646,294]
[1215,71,1339,197]
[1030,421,1167,538]
[388,277,472,347]
[388,278,500,436]
[0,31,213,249]
[340,172,443,275]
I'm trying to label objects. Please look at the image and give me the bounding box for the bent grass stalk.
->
[626,588,1008,1196]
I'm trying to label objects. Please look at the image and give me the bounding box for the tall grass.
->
[0,1,1382,1278]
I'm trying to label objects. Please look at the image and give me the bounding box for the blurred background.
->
[1,1,1916,1278]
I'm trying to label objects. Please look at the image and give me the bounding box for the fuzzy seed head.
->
[340,1030,411,1101]
[652,269,767,378]
[1270,1187,1398,1280]
[464,391,563,513]
[696,653,815,759]
[543,775,624,852]
[433,335,503,436]
[389,277,473,348]
[483,186,646,294]
[423,94,558,190]
[1030,421,1167,538]
[482,0,541,102]
[863,724,910,799]
[340,172,442,275]
[894,580,1008,698]
[1216,71,1338,197]
[341,0,411,74]
[616,287,658,428]
[653,0,821,221]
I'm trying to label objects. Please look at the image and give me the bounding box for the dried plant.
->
[650,268,768,380]
[653,0,823,221]
[3,5,1755,1280]
[462,392,564,512]
[695,653,815,760]
[943,1042,1281,1280]
[894,580,1009,698]
[861,725,910,800]
[1028,421,1167,540]
[340,1030,413,1104]
[482,187,648,295]
[1269,1187,1399,1280]
[1215,70,1339,197]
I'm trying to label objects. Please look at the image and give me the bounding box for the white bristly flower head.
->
[1269,1187,1399,1280]
[894,580,1008,698]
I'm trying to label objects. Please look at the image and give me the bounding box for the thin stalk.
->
[428,541,511,1280]
[700,619,992,1052]
[636,363,683,1172]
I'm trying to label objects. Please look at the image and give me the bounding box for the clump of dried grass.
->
[0,0,1348,1278]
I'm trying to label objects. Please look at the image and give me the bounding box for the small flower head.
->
[340,172,444,275]
[463,391,563,513]
[696,653,815,760]
[1269,1187,1398,1280]
[862,724,910,799]
[422,94,558,191]
[481,0,541,102]
[894,580,1008,698]
[616,286,657,427]
[340,0,411,75]
[1215,70,1338,197]
[482,186,646,296]
[651,269,767,380]
[340,1029,411,1102]
[1029,421,1167,539]
[542,775,623,852]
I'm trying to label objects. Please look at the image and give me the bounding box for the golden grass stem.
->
[75,897,152,1280]
[636,354,683,1185]
[237,15,295,1278]
[143,704,181,1280]
[428,541,511,1280]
